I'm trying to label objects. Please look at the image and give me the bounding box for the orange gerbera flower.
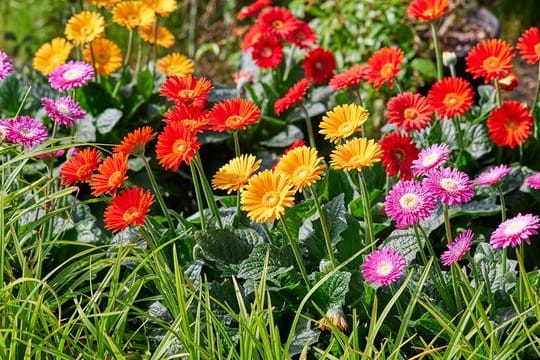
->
[156,52,194,77]
[163,103,209,132]
[104,187,154,233]
[366,47,404,90]
[487,100,532,149]
[142,0,177,16]
[274,78,311,115]
[65,11,105,46]
[90,153,129,196]
[209,99,261,132]
[114,126,156,156]
[427,77,474,119]
[329,64,371,91]
[156,121,200,171]
[385,92,434,132]
[465,39,515,83]
[33,38,73,75]
[139,24,175,48]
[60,148,101,186]
[160,75,213,108]
[407,0,450,22]
[517,27,540,64]
[112,1,156,29]
[83,38,123,76]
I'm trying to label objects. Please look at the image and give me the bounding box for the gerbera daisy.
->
[0,51,13,81]
[156,121,200,171]
[83,38,123,76]
[35,149,65,160]
[423,167,474,206]
[427,77,474,119]
[163,103,209,132]
[287,20,316,48]
[251,34,283,69]
[160,75,213,107]
[302,48,336,84]
[274,78,310,115]
[516,27,540,64]
[90,153,129,196]
[384,180,436,229]
[330,137,383,172]
[142,0,177,16]
[379,133,419,180]
[240,169,295,223]
[0,119,9,140]
[366,47,404,90]
[233,70,254,87]
[60,147,101,186]
[362,247,407,287]
[139,24,175,48]
[114,126,156,156]
[411,143,451,176]
[87,0,122,7]
[49,61,95,91]
[208,98,261,132]
[237,0,272,21]
[33,38,73,76]
[104,187,154,233]
[6,116,48,148]
[212,154,262,194]
[526,173,540,190]
[465,39,515,83]
[156,52,194,77]
[441,229,473,265]
[65,11,105,46]
[487,100,532,149]
[498,70,519,92]
[257,6,297,39]
[329,64,371,91]
[319,104,369,143]
[385,92,434,132]
[275,146,326,192]
[474,164,512,187]
[112,1,156,29]
[241,23,264,51]
[407,0,450,22]
[490,213,540,248]
[272,139,307,169]
[42,96,86,127]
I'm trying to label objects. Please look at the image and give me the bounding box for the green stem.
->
[443,204,453,243]
[134,35,143,75]
[151,20,158,77]
[393,76,404,94]
[280,217,310,288]
[282,46,296,82]
[516,246,524,312]
[193,153,223,229]
[309,186,337,267]
[142,156,174,229]
[190,164,207,230]
[495,80,502,107]
[533,62,540,139]
[88,41,100,83]
[358,172,375,249]
[355,87,364,107]
[497,185,508,278]
[300,103,316,148]
[413,225,428,265]
[430,22,443,80]
[14,86,32,118]
[453,115,465,152]
[232,130,241,157]
[231,131,242,227]
[112,29,134,97]
[449,64,456,78]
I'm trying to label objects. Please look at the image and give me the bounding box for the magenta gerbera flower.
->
[411,144,451,177]
[384,180,436,229]
[49,61,94,91]
[474,164,512,187]
[362,247,406,287]
[0,119,10,140]
[6,116,48,148]
[441,229,473,266]
[525,173,540,190]
[423,167,474,206]
[0,51,14,81]
[490,213,540,249]
[42,96,86,127]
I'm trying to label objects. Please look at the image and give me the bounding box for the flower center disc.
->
[506,120,518,130]
[376,260,393,276]
[422,153,440,167]
[535,43,540,55]
[443,93,460,108]
[338,122,353,135]
[272,20,284,29]
[403,108,417,120]
[349,155,365,167]
[399,193,419,210]
[504,221,525,236]
[392,148,405,162]
[122,206,141,223]
[174,139,187,153]
[483,56,501,71]
[82,27,92,35]
[57,103,70,115]
[177,89,194,98]
[380,63,395,78]
[108,171,123,187]
[262,191,279,207]
[293,166,309,180]
[63,68,83,81]
[262,47,273,58]
[440,178,458,191]
[225,115,244,128]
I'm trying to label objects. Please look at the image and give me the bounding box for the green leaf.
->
[471,243,517,292]
[410,58,437,80]
[237,244,292,281]
[464,123,492,159]
[136,69,154,98]
[78,82,118,116]
[74,115,96,142]
[288,318,320,356]
[260,125,303,147]
[313,271,351,308]
[195,229,252,270]
[453,196,501,217]
[384,228,418,263]
[96,108,123,134]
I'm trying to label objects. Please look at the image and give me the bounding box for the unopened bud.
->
[319,259,334,273]
[442,51,457,67]
[318,305,348,332]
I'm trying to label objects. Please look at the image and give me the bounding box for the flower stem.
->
[88,41,100,83]
[282,45,296,82]
[430,22,443,80]
[14,86,32,118]
[533,62,540,139]
[231,131,242,227]
[309,186,337,267]
[134,35,143,75]
[443,204,453,243]
[453,115,465,152]
[113,29,134,97]
[280,217,310,288]
[193,153,223,228]
[497,185,508,277]
[358,171,375,249]
[142,156,174,229]
[232,130,241,157]
[354,87,364,107]
[301,103,316,148]
[495,80,503,106]
[190,164,207,230]
[393,77,404,94]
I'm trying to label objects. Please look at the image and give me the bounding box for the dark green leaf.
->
[313,271,351,308]
[195,229,252,269]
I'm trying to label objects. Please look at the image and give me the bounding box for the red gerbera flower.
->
[407,0,450,22]
[90,153,129,197]
[517,27,540,64]
[498,70,519,92]
[251,34,283,69]
[329,64,371,91]
[487,100,532,149]
[160,75,213,108]
[287,20,316,48]
[366,47,404,90]
[465,39,515,83]
[114,126,156,156]
[256,6,297,39]
[274,78,311,115]
[209,98,261,132]
[380,132,419,180]
[302,47,336,84]
[60,147,101,186]
[427,77,474,118]
[104,187,154,233]
[163,103,209,132]
[385,92,434,132]
[237,0,272,21]
[241,23,263,51]
[156,121,200,171]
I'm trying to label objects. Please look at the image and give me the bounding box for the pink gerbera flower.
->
[423,167,474,206]
[384,180,436,229]
[525,173,540,190]
[0,119,10,139]
[6,116,48,148]
[49,61,95,91]
[0,51,14,81]
[42,96,86,127]
[474,164,512,187]
[362,247,407,287]
[411,144,451,176]
[490,213,540,248]
[441,229,473,265]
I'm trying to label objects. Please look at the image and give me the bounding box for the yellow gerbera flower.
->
[65,11,105,46]
[112,1,156,30]
[33,38,73,75]
[142,0,177,16]
[275,146,326,192]
[139,24,175,48]
[87,0,122,7]
[319,104,369,143]
[241,169,295,224]
[83,39,123,76]
[330,137,382,172]
[212,154,262,194]
[156,53,194,77]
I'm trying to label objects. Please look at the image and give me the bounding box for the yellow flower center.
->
[399,193,419,210]
[76,164,91,177]
[225,115,244,129]
[262,47,273,58]
[443,93,460,108]
[422,153,439,167]
[504,221,525,236]
[174,139,187,153]
[262,191,279,207]
[122,206,141,223]
[82,27,93,35]
[440,178,458,191]
[96,52,109,63]
[57,103,70,115]
[403,108,417,120]
[338,122,353,134]
[272,20,284,29]
[376,260,393,276]
[422,8,436,18]
[380,63,395,78]
[293,166,309,180]
[177,89,194,98]
[108,171,123,187]
[535,43,540,55]
[349,155,365,167]
[506,120,518,130]
[483,56,501,71]
[63,68,83,81]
